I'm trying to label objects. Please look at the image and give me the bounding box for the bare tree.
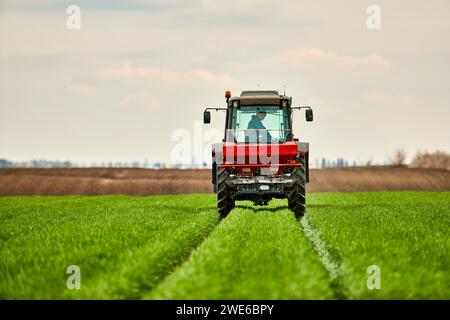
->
[410,150,450,170]
[390,149,407,166]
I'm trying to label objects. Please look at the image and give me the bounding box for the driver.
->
[247,111,272,142]
[247,111,267,130]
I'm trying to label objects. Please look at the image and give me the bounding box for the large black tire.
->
[288,166,306,219]
[217,168,234,218]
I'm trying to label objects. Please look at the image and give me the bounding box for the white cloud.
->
[67,84,97,95]
[362,91,413,108]
[98,62,233,84]
[120,93,161,109]
[265,48,391,69]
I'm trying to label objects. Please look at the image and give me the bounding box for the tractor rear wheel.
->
[217,168,234,218]
[288,166,306,219]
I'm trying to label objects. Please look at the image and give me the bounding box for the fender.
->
[296,142,310,183]
[211,143,224,192]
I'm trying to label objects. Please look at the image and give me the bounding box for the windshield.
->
[228,106,290,143]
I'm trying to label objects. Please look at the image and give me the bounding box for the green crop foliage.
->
[306,192,450,299]
[1,192,448,299]
[0,195,218,299]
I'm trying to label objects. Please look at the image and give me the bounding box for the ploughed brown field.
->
[0,166,449,196]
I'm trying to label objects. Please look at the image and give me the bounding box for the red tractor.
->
[203,90,313,219]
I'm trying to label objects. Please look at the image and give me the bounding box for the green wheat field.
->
[0,192,449,299]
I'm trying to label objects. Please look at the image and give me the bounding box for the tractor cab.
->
[204,90,312,144]
[226,94,291,144]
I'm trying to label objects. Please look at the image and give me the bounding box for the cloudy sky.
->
[1,0,449,166]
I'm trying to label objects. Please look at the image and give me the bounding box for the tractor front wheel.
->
[288,166,306,219]
[217,168,234,218]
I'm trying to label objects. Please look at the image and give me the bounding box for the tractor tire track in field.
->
[145,215,223,297]
[148,205,334,299]
[148,206,345,299]
[299,214,346,299]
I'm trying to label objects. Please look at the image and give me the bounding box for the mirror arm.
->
[204,107,227,112]
[291,106,312,111]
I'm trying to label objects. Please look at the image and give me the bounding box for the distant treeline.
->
[0,158,360,169]
[1,150,449,170]
[0,159,169,169]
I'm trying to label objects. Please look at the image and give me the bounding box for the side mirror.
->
[203,111,211,124]
[305,109,313,122]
